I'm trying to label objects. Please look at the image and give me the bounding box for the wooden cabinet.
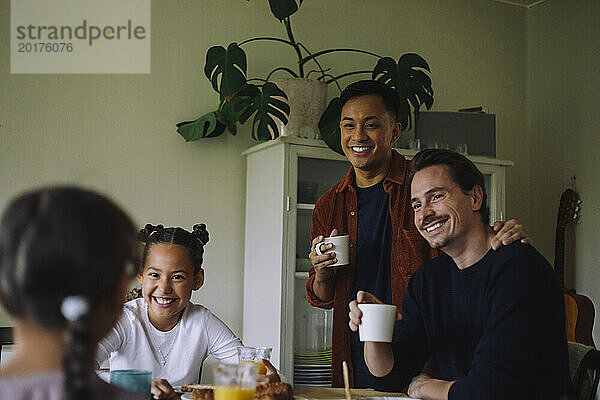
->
[241,136,512,384]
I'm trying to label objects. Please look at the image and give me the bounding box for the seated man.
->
[349,149,572,400]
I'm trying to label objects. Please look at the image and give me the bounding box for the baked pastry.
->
[192,388,214,400]
[254,382,293,400]
[182,382,293,400]
[179,384,214,400]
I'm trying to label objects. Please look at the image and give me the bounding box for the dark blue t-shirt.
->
[350,180,393,388]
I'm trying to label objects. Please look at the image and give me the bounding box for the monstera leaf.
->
[176,111,226,141]
[373,53,433,129]
[318,97,344,156]
[250,82,290,141]
[219,94,255,135]
[235,84,261,124]
[204,43,248,101]
[395,98,410,131]
[247,0,303,21]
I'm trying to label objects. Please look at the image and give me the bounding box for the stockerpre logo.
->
[11,0,150,74]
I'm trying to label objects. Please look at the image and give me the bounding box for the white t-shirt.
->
[96,298,242,386]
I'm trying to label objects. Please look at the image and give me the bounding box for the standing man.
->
[306,80,530,387]
[348,149,571,399]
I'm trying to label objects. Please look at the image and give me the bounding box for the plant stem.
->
[300,48,383,66]
[238,37,297,48]
[298,43,329,82]
[266,67,299,80]
[314,73,343,91]
[324,70,373,86]
[283,18,305,77]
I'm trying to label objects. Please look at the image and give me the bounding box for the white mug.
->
[315,235,349,267]
[357,303,397,342]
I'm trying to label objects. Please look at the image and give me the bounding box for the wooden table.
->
[294,387,409,399]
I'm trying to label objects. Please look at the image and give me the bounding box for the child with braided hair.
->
[96,223,280,400]
[0,186,144,400]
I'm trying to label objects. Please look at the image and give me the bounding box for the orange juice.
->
[240,360,266,375]
[214,386,255,400]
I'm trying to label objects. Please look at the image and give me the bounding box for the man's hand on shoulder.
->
[490,219,531,250]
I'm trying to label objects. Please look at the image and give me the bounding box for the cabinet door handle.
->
[286,196,290,211]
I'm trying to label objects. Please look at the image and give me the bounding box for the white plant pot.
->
[271,78,327,139]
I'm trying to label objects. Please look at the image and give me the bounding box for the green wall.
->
[2,0,594,348]
[527,0,600,346]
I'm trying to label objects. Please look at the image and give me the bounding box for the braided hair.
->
[0,187,138,400]
[138,223,209,274]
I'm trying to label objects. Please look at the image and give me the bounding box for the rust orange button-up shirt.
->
[305,151,437,388]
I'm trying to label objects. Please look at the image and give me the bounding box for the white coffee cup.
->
[357,303,397,342]
[315,235,349,266]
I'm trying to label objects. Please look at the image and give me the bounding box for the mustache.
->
[421,216,448,229]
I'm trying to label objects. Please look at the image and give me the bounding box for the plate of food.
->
[178,385,214,400]
[178,382,294,400]
[180,394,204,400]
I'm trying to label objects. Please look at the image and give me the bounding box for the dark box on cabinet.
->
[415,111,496,157]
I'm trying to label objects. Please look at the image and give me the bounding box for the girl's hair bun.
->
[138,224,164,242]
[192,223,209,246]
[138,224,153,242]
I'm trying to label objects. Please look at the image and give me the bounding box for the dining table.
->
[173,386,412,400]
[294,387,411,400]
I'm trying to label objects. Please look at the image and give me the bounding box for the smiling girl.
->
[96,224,277,400]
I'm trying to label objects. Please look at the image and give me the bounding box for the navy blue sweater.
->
[370,242,572,399]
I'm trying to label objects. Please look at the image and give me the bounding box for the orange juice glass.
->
[214,386,255,400]
[236,346,272,375]
[213,363,258,400]
[240,360,267,375]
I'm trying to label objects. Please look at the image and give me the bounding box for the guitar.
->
[554,188,595,347]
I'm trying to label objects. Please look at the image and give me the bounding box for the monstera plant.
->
[176,0,434,155]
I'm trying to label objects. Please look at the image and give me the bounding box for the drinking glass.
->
[213,362,258,400]
[307,308,333,351]
[455,143,468,155]
[110,369,151,397]
[407,138,421,150]
[237,346,272,375]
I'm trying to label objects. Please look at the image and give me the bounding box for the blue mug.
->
[110,369,152,397]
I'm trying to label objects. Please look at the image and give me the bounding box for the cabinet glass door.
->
[293,156,349,387]
[297,157,351,205]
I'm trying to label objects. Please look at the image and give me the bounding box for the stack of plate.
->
[293,349,332,387]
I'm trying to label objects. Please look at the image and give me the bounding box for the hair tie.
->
[193,235,204,246]
[145,224,163,240]
[61,296,90,322]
